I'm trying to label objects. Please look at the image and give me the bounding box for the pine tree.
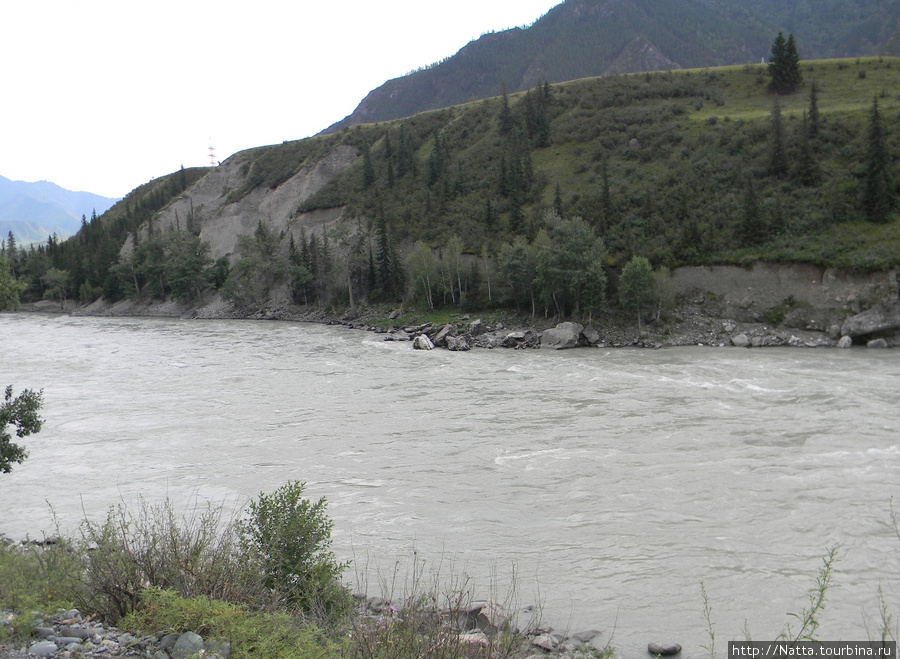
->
[553,183,564,217]
[384,132,394,187]
[861,97,896,224]
[795,111,821,187]
[739,178,762,247]
[768,32,802,94]
[599,161,613,231]
[362,145,375,189]
[784,34,802,91]
[4,232,18,278]
[484,197,495,231]
[768,32,787,92]
[770,99,787,177]
[498,82,514,136]
[808,80,820,138]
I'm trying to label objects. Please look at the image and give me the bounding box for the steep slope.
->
[324,0,900,133]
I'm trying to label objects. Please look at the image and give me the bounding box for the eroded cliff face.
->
[671,263,899,335]
[123,144,358,261]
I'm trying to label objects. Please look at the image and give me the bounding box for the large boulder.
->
[731,333,751,347]
[447,335,471,351]
[840,302,900,338]
[837,335,853,348]
[648,642,682,656]
[468,319,487,336]
[540,322,584,350]
[432,323,454,347]
[413,334,434,350]
[581,326,601,345]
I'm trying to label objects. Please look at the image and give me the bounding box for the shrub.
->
[239,481,351,620]
[76,498,259,622]
[0,540,76,614]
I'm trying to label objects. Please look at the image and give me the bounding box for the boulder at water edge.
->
[867,338,889,349]
[582,326,601,345]
[648,642,682,656]
[447,335,471,351]
[540,322,584,349]
[731,333,751,347]
[432,323,454,347]
[837,335,853,348]
[413,334,434,350]
[840,302,900,338]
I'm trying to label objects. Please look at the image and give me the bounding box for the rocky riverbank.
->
[16,262,900,350]
[37,292,898,351]
[0,608,228,658]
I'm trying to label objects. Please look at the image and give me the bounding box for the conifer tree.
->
[362,145,375,189]
[739,178,762,247]
[795,111,821,187]
[861,97,896,224]
[768,32,802,94]
[599,161,613,231]
[384,132,395,187]
[807,81,820,138]
[770,99,787,177]
[498,82,514,136]
[553,183,564,217]
[784,34,802,91]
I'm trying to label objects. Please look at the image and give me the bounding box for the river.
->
[1,313,898,656]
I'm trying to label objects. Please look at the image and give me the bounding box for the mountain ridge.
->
[0,175,119,244]
[324,0,900,133]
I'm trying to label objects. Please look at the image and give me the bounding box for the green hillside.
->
[5,58,899,317]
[326,0,900,132]
[305,58,900,272]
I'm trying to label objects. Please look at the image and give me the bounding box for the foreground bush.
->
[75,481,349,623]
[0,540,75,614]
[240,481,351,619]
[75,497,261,621]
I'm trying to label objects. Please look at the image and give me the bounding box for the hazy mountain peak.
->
[0,175,119,244]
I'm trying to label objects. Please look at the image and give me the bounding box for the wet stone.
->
[27,640,59,656]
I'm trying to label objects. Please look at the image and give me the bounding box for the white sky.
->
[1,1,562,199]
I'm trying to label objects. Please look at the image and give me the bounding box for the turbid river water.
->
[1,313,899,656]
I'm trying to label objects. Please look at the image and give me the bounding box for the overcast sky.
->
[2,1,562,199]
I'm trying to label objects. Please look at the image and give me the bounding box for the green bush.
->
[0,541,76,614]
[75,498,260,622]
[239,481,351,620]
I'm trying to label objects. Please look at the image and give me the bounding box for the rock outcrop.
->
[540,322,585,350]
[840,302,900,338]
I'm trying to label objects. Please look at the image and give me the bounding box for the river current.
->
[1,313,899,655]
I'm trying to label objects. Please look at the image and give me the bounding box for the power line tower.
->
[208,141,217,167]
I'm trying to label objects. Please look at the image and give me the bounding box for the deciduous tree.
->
[619,255,654,330]
[0,385,43,474]
[0,255,26,311]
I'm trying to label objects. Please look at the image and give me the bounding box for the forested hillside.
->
[326,0,900,132]
[3,57,899,321]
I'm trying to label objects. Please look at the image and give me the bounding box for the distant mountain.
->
[324,0,900,133]
[0,175,119,244]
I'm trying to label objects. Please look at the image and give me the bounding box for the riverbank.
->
[18,282,897,350]
[0,533,618,659]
